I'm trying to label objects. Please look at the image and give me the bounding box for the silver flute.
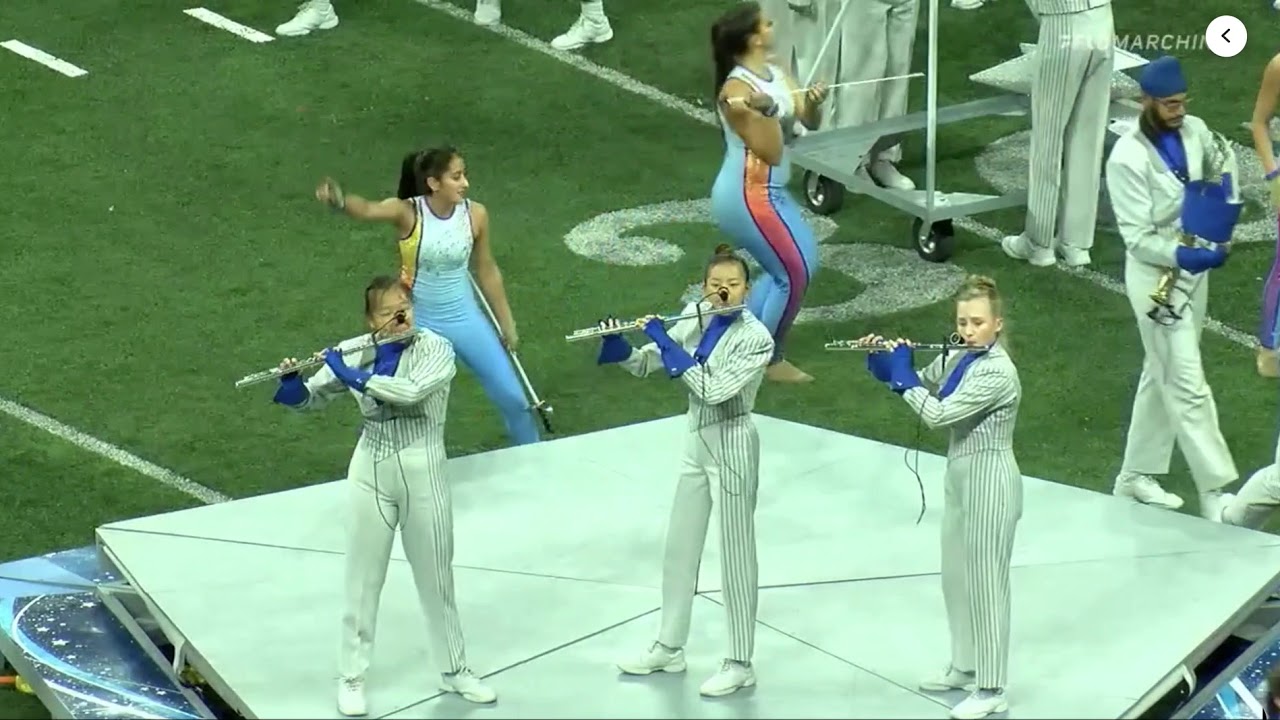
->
[234,329,420,389]
[825,333,965,352]
[565,303,747,342]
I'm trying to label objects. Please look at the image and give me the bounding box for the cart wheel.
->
[802,171,843,215]
[911,218,956,263]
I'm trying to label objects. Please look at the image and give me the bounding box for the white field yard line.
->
[2,11,272,507]
[1,40,87,77]
[0,397,231,504]
[183,8,275,43]
[416,0,1255,350]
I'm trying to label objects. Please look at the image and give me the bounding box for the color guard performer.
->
[594,244,773,697]
[1001,0,1114,268]
[316,147,541,446]
[710,1,827,384]
[1248,52,1280,377]
[272,276,496,716]
[1104,56,1238,518]
[862,275,1021,720]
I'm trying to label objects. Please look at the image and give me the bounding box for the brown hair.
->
[710,2,762,102]
[954,274,1006,347]
[954,274,1002,313]
[706,243,751,282]
[364,275,410,317]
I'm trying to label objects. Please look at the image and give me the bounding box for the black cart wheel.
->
[911,217,956,263]
[802,171,844,215]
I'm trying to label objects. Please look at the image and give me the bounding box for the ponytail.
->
[397,152,419,200]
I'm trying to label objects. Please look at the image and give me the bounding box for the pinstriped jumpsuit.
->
[617,303,775,663]
[283,329,473,679]
[1021,0,1113,254]
[903,343,1022,690]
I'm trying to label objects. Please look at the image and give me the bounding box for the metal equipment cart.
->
[788,0,1030,263]
[790,1,1151,263]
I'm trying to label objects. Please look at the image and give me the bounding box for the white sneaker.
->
[473,0,501,26]
[551,15,613,51]
[1113,472,1184,509]
[951,0,985,8]
[1000,234,1055,267]
[919,666,977,692]
[951,689,1008,719]
[337,676,367,717]
[617,642,687,675]
[868,160,916,190]
[699,659,756,697]
[1058,247,1092,266]
[1199,490,1228,522]
[1220,492,1244,525]
[276,0,339,37]
[439,668,497,704]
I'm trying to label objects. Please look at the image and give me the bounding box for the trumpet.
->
[825,333,965,352]
[1150,131,1240,315]
[565,303,747,342]
[234,329,420,389]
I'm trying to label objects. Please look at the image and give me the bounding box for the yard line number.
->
[562,198,971,324]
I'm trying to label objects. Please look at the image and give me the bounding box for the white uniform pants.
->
[656,421,761,663]
[1119,269,1238,493]
[787,0,918,162]
[339,437,469,679]
[1226,463,1280,528]
[941,450,1021,690]
[1024,6,1114,251]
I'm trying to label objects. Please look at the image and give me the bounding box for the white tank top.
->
[396,197,475,319]
[717,63,797,150]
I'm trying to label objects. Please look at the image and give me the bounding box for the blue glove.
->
[273,374,309,407]
[1181,180,1242,244]
[597,334,632,365]
[324,348,372,392]
[887,344,921,394]
[1174,245,1228,274]
[643,318,696,377]
[866,351,892,382]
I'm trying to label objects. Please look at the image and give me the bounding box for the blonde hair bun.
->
[713,243,735,255]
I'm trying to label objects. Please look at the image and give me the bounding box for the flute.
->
[565,304,747,343]
[234,329,420,388]
[824,334,966,352]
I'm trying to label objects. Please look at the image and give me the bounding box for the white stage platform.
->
[94,415,1280,719]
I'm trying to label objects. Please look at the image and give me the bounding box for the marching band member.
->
[272,275,495,716]
[596,244,774,697]
[785,0,920,190]
[1248,52,1280,377]
[473,0,613,52]
[275,0,338,37]
[315,147,541,446]
[862,275,1022,720]
[710,1,827,384]
[1001,0,1114,268]
[1104,56,1238,518]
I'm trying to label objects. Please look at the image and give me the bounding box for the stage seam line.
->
[414,0,1256,351]
[696,594,952,710]
[384,606,661,717]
